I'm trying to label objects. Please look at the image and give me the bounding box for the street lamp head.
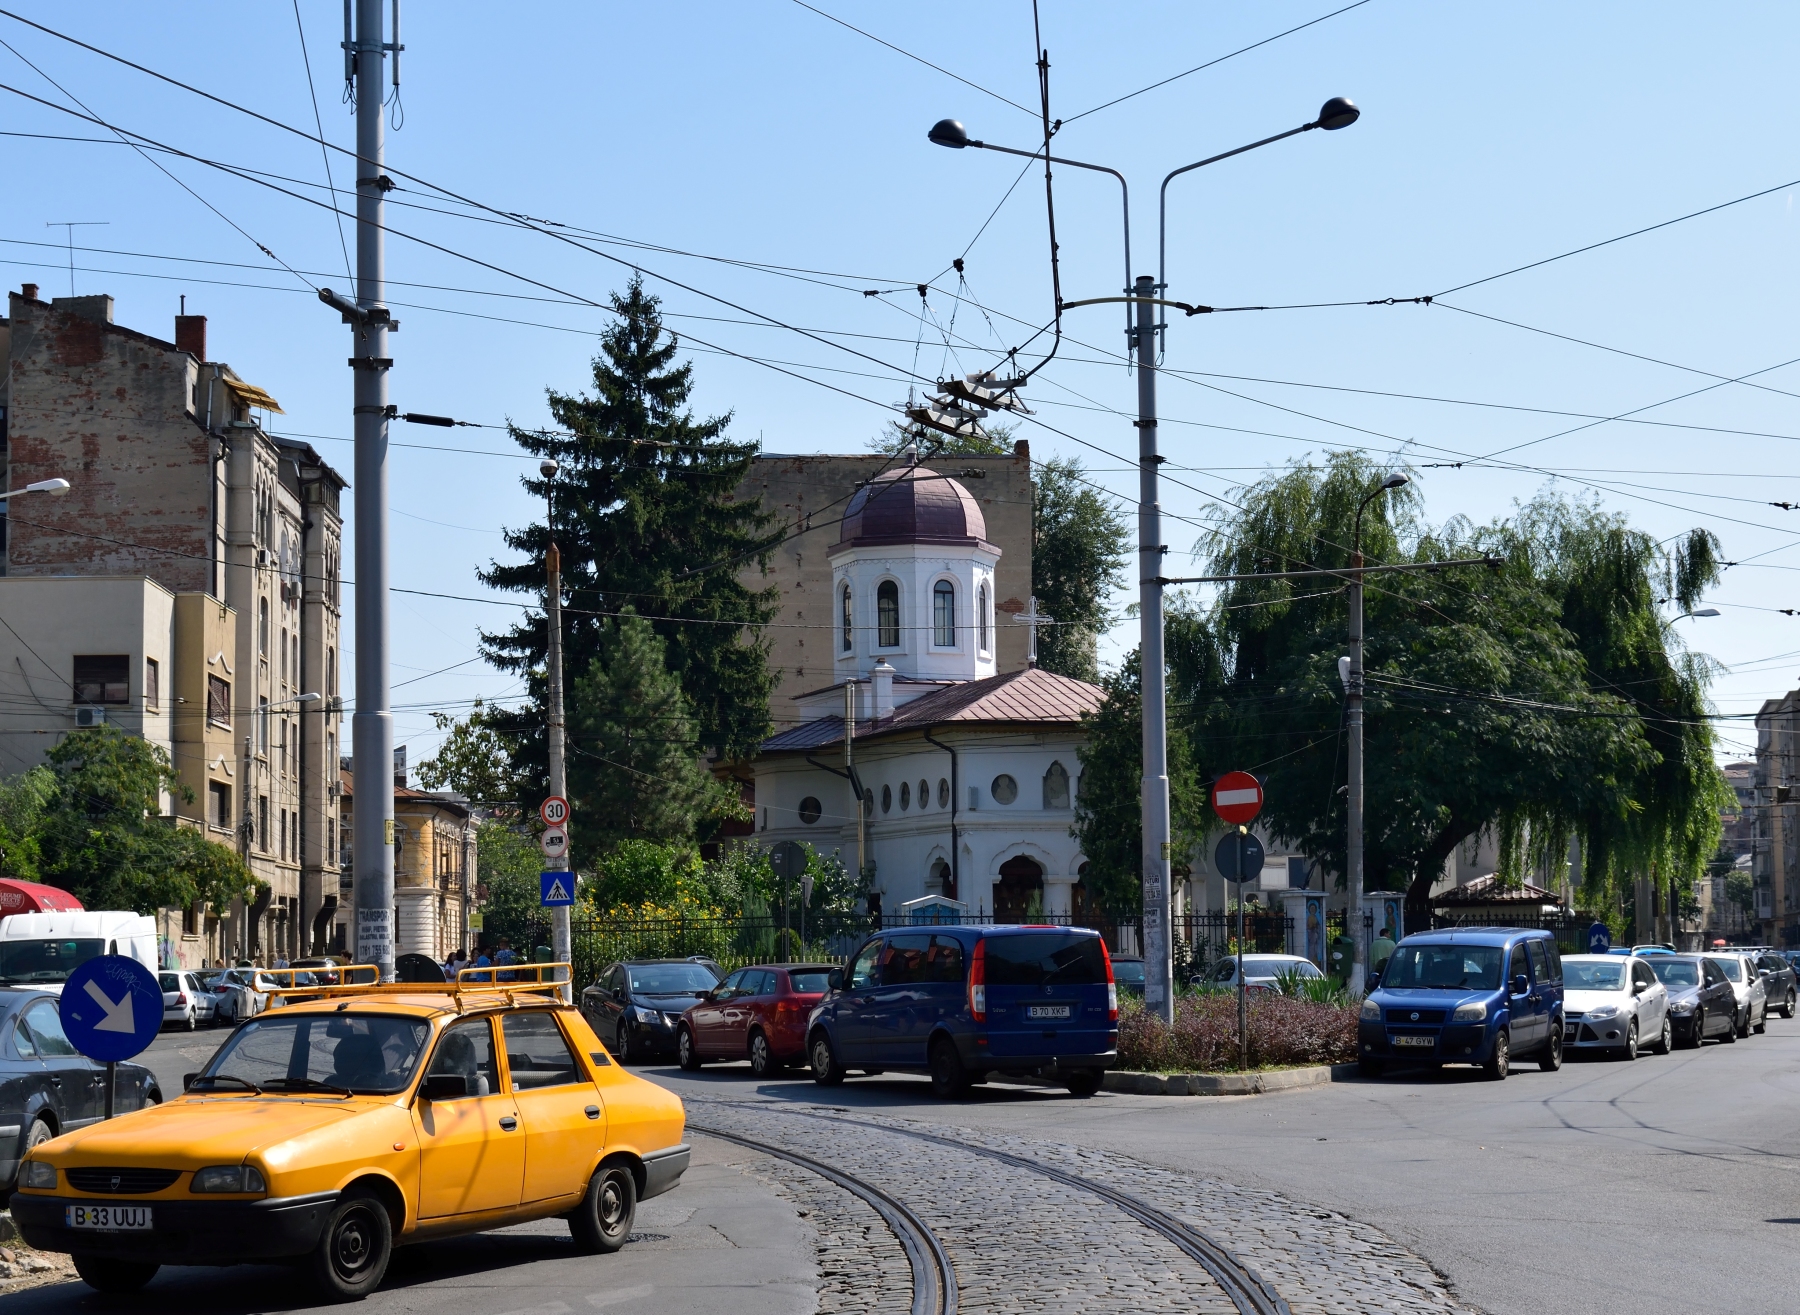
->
[1684,608,1721,618]
[25,478,70,496]
[1315,97,1360,131]
[539,459,559,480]
[294,692,323,703]
[928,118,969,149]
[1381,474,1409,490]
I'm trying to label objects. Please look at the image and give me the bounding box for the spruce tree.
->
[480,277,781,800]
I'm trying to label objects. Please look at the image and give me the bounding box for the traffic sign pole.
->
[1238,830,1248,1072]
[60,956,162,1118]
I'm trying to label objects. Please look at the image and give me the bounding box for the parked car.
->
[677,963,835,1076]
[581,959,722,1064]
[1356,928,1564,1080]
[807,926,1119,1098]
[1754,952,1797,1019]
[1110,956,1147,998]
[1647,955,1738,1047]
[158,970,217,1031]
[1202,953,1327,994]
[1,988,160,1193]
[1706,952,1768,1037]
[210,968,281,1024]
[1561,954,1669,1058]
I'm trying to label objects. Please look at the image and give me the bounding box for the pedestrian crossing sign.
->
[540,871,574,907]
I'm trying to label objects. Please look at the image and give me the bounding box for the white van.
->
[0,910,158,992]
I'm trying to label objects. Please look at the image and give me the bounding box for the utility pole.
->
[1135,274,1174,1025]
[348,0,395,981]
[1345,557,1367,994]
[543,460,571,999]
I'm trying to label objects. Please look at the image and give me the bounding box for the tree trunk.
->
[1405,815,1481,933]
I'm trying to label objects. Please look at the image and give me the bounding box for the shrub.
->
[1118,991,1357,1072]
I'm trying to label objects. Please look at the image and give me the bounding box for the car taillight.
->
[1101,940,1118,1021]
[969,938,987,1022]
[176,993,188,1005]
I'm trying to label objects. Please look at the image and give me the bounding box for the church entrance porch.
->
[994,855,1044,922]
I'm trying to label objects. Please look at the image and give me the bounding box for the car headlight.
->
[191,1164,267,1194]
[1359,998,1381,1020]
[1669,999,1695,1014]
[20,1160,56,1190]
[1451,1002,1488,1023]
[1585,1004,1620,1020]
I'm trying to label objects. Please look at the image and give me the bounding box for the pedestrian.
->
[494,936,518,983]
[1370,924,1397,983]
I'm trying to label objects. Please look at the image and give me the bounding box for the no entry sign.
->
[1211,771,1264,825]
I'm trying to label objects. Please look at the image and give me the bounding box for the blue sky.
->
[3,2,1797,765]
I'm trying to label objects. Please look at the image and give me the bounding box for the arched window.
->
[841,584,854,653]
[977,583,989,652]
[933,580,955,646]
[877,580,900,648]
[327,647,336,695]
[258,598,269,656]
[1043,761,1071,809]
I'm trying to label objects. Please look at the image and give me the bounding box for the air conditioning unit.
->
[257,548,273,567]
[75,706,106,728]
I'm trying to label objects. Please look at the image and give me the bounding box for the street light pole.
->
[1345,473,1408,995]
[928,97,1360,1028]
[542,459,571,1000]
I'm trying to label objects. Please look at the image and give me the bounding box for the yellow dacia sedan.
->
[11,970,689,1301]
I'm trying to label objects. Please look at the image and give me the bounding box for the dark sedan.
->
[1649,956,1738,1047]
[1755,952,1797,1018]
[580,958,722,1064]
[1,988,161,1193]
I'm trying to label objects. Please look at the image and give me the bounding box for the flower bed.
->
[1117,992,1358,1073]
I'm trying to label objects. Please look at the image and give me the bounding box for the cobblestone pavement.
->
[692,1099,1477,1315]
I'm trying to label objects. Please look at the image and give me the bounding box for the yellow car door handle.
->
[499,1116,518,1131]
[584,1105,599,1120]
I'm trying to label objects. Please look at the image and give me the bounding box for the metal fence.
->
[560,908,1295,991]
[1426,911,1588,953]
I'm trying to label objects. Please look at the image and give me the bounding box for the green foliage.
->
[414,701,531,804]
[473,818,547,947]
[868,418,1012,457]
[1032,457,1130,683]
[480,275,781,786]
[1273,968,1352,1007]
[0,766,54,881]
[1725,866,1755,918]
[30,725,256,914]
[566,610,742,849]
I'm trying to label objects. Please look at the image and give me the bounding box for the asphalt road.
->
[31,1008,1800,1314]
[647,1010,1800,1315]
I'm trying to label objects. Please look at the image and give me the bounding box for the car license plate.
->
[66,1204,152,1231]
[1564,1024,1578,1039]
[1392,1035,1435,1048]
[1027,1005,1072,1020]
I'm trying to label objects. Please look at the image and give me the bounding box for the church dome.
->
[831,463,991,552]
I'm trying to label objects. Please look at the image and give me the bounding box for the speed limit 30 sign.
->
[540,795,569,827]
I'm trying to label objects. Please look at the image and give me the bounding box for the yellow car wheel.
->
[570,1163,636,1255]
[311,1188,393,1300]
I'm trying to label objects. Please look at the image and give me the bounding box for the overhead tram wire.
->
[787,0,1036,117]
[290,0,350,281]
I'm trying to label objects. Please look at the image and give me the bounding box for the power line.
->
[786,0,1035,116]
[290,0,350,282]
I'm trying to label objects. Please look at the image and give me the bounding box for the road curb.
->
[1102,1062,1359,1095]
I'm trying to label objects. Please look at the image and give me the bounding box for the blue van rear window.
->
[982,934,1106,986]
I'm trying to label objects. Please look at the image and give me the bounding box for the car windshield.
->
[1112,960,1147,984]
[981,933,1107,986]
[1565,961,1626,990]
[1651,960,1700,987]
[0,938,106,984]
[627,963,719,994]
[1708,957,1744,982]
[197,1014,430,1094]
[1381,944,1504,990]
[787,970,832,993]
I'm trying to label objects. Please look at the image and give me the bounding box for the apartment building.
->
[1754,693,1800,947]
[0,286,344,963]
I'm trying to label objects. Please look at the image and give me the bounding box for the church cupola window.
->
[933,579,955,646]
[1043,761,1071,809]
[877,580,900,648]
[977,583,990,653]
[840,584,853,652]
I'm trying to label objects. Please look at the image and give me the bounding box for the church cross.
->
[1015,595,1053,667]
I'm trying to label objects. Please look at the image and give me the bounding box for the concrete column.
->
[1044,875,1076,919]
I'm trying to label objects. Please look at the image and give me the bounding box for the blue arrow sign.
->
[60,955,163,1063]
[1588,921,1612,954]
[540,871,575,907]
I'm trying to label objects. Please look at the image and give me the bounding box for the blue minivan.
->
[1357,927,1564,1080]
[808,926,1120,1097]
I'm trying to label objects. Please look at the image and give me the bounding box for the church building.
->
[751,454,1105,918]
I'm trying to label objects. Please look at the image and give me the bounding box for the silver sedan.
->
[1562,954,1670,1059]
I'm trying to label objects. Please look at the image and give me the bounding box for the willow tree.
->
[1129,452,1728,927]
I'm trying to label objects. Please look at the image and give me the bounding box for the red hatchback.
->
[678,963,835,1076]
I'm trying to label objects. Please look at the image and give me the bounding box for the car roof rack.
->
[266,962,573,1012]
